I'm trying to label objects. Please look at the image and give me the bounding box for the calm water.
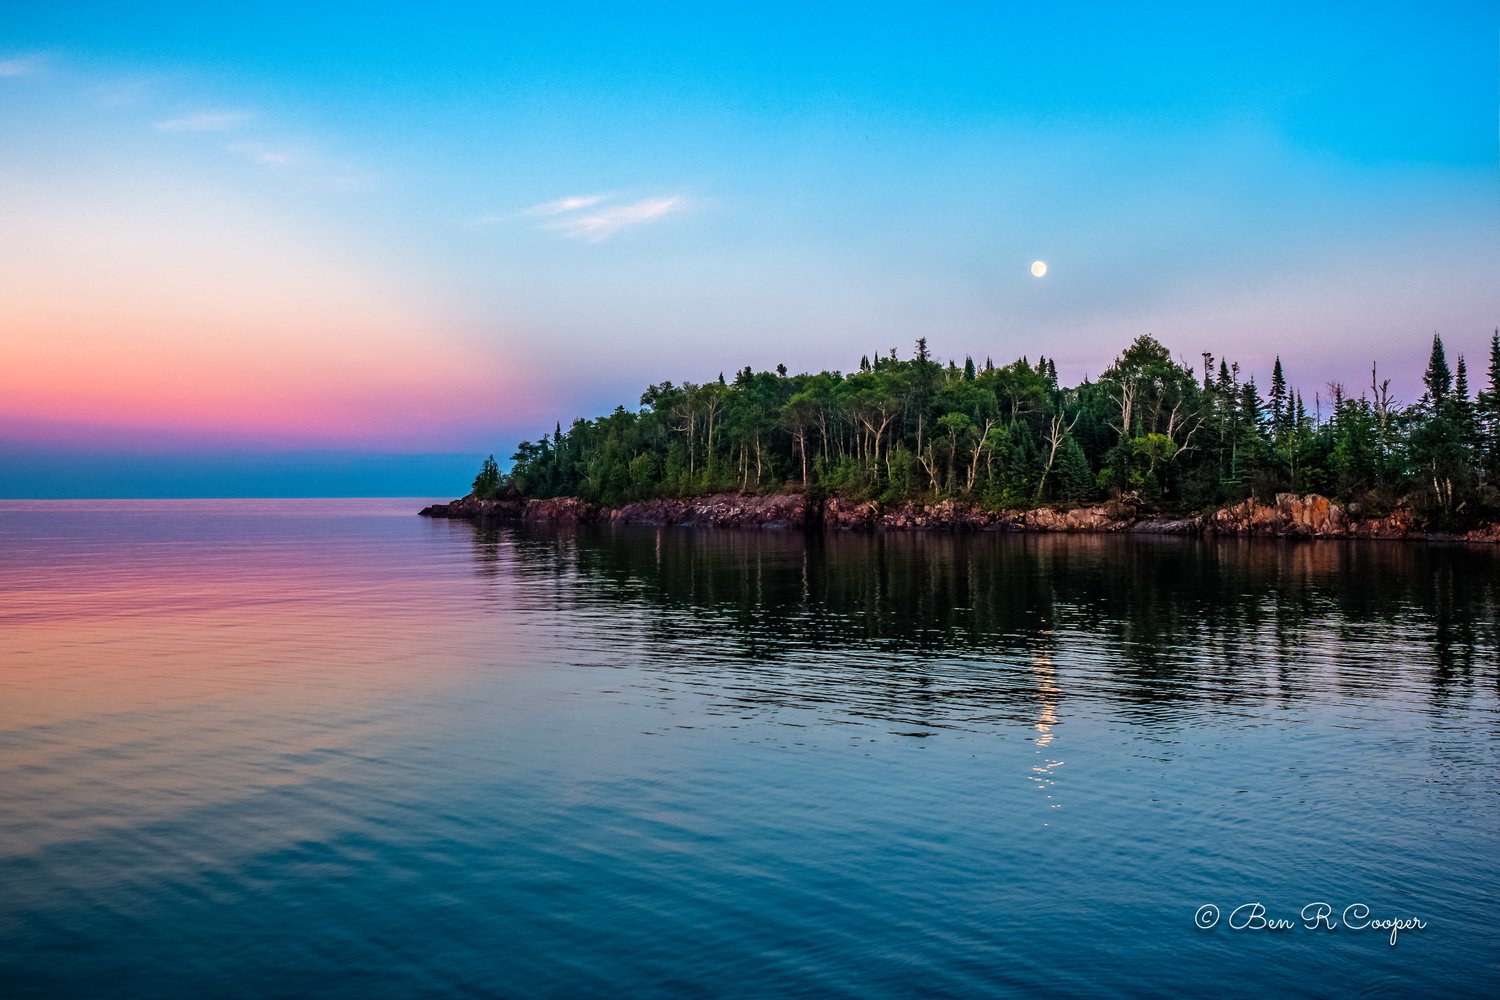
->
[1,499,1497,998]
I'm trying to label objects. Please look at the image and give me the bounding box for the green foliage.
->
[1055,437,1095,502]
[477,333,1499,529]
[471,454,501,499]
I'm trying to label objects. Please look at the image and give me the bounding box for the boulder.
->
[685,492,811,529]
[823,497,881,530]
[1205,494,1347,537]
[524,497,600,524]
[611,499,692,525]
[419,495,525,520]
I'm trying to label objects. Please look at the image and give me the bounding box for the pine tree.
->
[1412,334,1468,523]
[1288,390,1308,489]
[963,356,976,381]
[1213,360,1234,482]
[1480,330,1500,483]
[472,455,502,499]
[1269,356,1288,443]
[1423,333,1452,405]
[1454,356,1478,464]
[1056,436,1096,501]
[1237,377,1266,487]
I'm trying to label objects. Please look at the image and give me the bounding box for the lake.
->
[1,499,1497,997]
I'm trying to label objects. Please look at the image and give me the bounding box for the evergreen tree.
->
[1236,377,1267,491]
[1410,335,1470,525]
[471,455,502,499]
[1479,330,1500,484]
[1055,436,1095,502]
[1423,334,1452,404]
[1269,356,1288,442]
[1448,356,1481,488]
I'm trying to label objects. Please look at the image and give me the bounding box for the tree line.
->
[474,332,1500,530]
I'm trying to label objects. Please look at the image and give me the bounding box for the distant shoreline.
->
[421,491,1500,544]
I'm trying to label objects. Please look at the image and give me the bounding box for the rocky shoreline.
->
[420,491,1500,544]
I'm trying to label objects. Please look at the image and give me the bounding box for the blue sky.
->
[2,2,1497,496]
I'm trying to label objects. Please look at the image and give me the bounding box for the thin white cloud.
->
[0,54,46,78]
[469,192,688,238]
[523,193,609,216]
[546,195,686,242]
[155,109,253,132]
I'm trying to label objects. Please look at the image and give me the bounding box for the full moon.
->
[1030,260,1048,278]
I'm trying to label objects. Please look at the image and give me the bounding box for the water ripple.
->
[1,502,1497,997]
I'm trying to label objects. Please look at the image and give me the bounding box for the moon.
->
[1030,260,1048,278]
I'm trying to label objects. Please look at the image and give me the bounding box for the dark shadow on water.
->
[469,524,1499,729]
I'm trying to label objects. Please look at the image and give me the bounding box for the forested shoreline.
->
[473,333,1500,532]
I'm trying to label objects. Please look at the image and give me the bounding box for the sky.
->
[2,2,1497,497]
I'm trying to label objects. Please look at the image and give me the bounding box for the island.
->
[423,333,1500,543]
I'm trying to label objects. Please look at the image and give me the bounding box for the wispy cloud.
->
[545,195,686,242]
[470,192,688,240]
[155,109,253,132]
[523,193,609,216]
[0,54,46,78]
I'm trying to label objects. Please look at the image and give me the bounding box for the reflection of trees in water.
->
[484,524,1499,728]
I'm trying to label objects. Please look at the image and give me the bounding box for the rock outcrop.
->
[1206,493,1343,537]
[878,499,997,531]
[1003,504,1142,533]
[608,492,812,528]
[420,490,1496,543]
[1461,523,1500,544]
[423,491,813,529]
[525,496,601,524]
[822,497,880,530]
[418,495,526,520]
[1203,493,1423,539]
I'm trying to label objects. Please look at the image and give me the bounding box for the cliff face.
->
[421,492,1499,543]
